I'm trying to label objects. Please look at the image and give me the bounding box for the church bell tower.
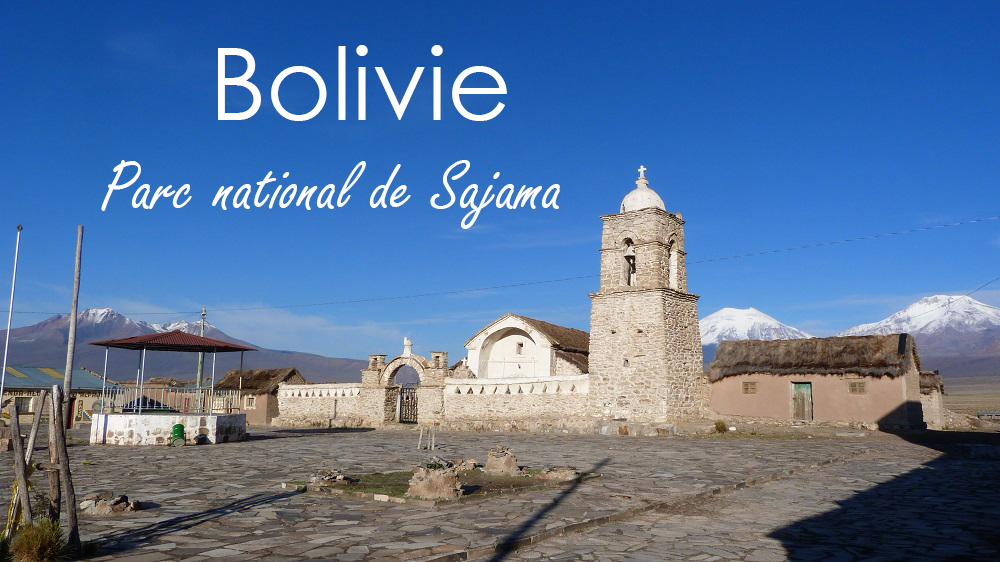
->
[588,166,708,423]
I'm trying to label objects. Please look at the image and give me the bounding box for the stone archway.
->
[380,354,429,423]
[380,354,429,386]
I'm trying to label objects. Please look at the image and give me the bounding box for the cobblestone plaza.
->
[3,427,997,560]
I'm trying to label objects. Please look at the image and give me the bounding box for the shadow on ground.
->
[770,408,1000,559]
[92,491,301,556]
[243,427,377,441]
[489,457,610,561]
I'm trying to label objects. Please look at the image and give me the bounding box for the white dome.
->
[620,166,665,212]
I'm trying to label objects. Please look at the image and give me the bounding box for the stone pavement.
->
[505,444,1000,561]
[1,426,996,560]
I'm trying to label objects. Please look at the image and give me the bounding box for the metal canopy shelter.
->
[89,330,256,416]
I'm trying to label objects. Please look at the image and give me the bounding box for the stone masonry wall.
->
[442,375,590,430]
[272,383,382,427]
[589,288,708,423]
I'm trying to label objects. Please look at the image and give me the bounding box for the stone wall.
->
[589,288,708,423]
[442,374,589,429]
[272,383,381,427]
[90,413,246,445]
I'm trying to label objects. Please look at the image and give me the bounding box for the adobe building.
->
[708,334,926,429]
[215,368,306,425]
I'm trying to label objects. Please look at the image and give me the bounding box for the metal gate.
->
[399,387,418,423]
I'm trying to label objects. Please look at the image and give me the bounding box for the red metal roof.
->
[89,330,256,353]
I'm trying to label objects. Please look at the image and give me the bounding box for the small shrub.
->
[10,520,64,562]
[714,420,728,434]
[426,462,444,470]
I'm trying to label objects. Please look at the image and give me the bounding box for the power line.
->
[1,213,997,316]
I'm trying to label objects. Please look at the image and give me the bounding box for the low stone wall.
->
[90,413,246,446]
[272,383,380,427]
[442,375,590,427]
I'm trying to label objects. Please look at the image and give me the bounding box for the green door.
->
[792,383,813,421]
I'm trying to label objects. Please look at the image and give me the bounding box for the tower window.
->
[515,342,524,355]
[623,239,636,286]
[622,358,629,367]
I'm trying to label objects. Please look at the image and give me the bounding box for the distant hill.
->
[0,308,366,383]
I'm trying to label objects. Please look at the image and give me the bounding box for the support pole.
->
[51,386,81,554]
[137,348,146,416]
[0,225,23,413]
[9,403,33,526]
[209,351,216,414]
[24,388,47,461]
[47,392,61,521]
[62,225,83,428]
[196,307,206,409]
[238,351,244,414]
[99,346,108,415]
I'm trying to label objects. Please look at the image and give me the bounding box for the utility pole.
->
[0,225,23,414]
[196,308,205,409]
[63,225,83,428]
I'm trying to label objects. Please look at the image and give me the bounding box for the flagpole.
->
[0,225,24,416]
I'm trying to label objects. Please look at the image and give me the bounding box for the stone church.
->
[275,167,710,432]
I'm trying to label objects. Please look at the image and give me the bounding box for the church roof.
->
[515,316,590,354]
[621,165,665,212]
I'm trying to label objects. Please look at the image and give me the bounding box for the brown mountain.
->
[0,309,366,383]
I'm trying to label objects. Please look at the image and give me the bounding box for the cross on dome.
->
[635,165,649,189]
[621,164,664,212]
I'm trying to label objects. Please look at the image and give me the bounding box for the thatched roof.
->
[145,377,183,387]
[215,368,305,394]
[708,334,920,382]
[920,371,944,395]
[516,316,590,354]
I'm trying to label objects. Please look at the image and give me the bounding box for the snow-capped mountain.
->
[0,308,366,382]
[700,307,812,346]
[839,295,1000,336]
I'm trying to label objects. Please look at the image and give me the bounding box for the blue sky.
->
[1,2,998,362]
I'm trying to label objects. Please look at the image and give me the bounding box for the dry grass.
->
[943,376,1000,415]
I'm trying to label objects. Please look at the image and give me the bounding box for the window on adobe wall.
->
[516,342,524,355]
[245,395,256,409]
[14,396,32,413]
[742,382,757,395]
[849,381,866,395]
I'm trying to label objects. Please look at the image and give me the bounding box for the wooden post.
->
[24,389,47,462]
[8,403,33,524]
[63,225,84,429]
[50,386,80,553]
[47,392,61,521]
